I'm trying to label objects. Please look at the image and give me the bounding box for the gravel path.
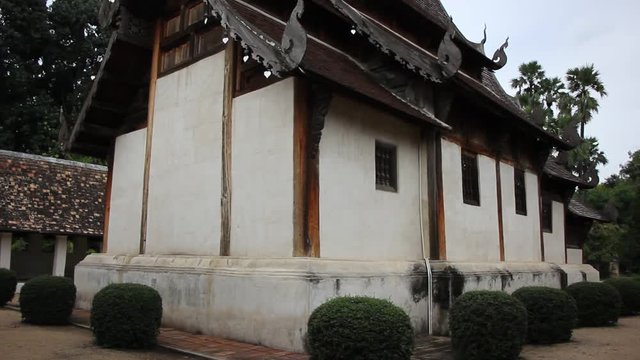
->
[521,316,640,360]
[0,308,202,360]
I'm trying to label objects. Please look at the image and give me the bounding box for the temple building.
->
[0,150,106,280]
[67,0,601,351]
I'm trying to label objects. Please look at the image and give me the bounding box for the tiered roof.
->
[0,150,107,236]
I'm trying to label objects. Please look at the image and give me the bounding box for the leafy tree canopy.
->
[0,0,105,159]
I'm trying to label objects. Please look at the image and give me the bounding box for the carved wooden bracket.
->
[205,0,308,77]
[330,0,461,83]
[308,84,333,160]
[437,18,462,79]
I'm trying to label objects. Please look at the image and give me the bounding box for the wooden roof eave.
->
[66,32,119,156]
[452,72,574,151]
[225,0,450,129]
[398,0,505,71]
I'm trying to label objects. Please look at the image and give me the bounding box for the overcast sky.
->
[442,0,639,178]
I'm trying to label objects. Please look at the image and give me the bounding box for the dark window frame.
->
[514,168,527,215]
[461,151,480,206]
[375,141,398,192]
[541,197,553,233]
[159,1,225,76]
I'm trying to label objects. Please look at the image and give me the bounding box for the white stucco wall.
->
[441,139,501,262]
[146,54,224,255]
[230,79,294,257]
[106,129,147,255]
[543,200,566,264]
[319,94,425,261]
[500,163,542,262]
[567,248,583,264]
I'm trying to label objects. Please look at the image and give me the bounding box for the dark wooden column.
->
[495,160,505,261]
[139,20,161,254]
[293,79,331,257]
[219,42,237,256]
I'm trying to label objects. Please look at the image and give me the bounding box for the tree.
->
[565,64,607,138]
[510,61,608,177]
[0,0,105,158]
[585,150,640,273]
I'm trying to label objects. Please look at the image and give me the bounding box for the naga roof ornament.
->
[205,0,307,77]
[491,37,509,69]
[436,17,462,79]
[329,0,462,82]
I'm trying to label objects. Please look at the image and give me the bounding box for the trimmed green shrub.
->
[0,268,17,306]
[512,286,577,344]
[91,283,163,348]
[307,296,414,360]
[604,277,640,315]
[566,281,621,326]
[449,291,527,360]
[19,275,76,324]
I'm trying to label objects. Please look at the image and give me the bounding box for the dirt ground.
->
[521,316,640,360]
[0,308,201,360]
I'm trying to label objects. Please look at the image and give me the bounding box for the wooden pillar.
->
[293,78,309,257]
[101,143,115,253]
[538,176,545,262]
[52,235,68,277]
[219,42,237,256]
[0,232,12,269]
[427,132,446,260]
[495,160,505,261]
[139,20,162,254]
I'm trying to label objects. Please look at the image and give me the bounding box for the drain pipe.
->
[418,131,433,335]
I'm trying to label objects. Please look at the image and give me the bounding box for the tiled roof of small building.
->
[0,150,107,236]
[568,198,608,222]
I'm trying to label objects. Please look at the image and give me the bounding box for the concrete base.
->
[429,261,599,335]
[75,255,599,351]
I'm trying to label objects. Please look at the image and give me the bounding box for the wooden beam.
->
[435,133,446,260]
[495,159,505,261]
[293,77,309,257]
[139,20,161,254]
[102,142,115,253]
[91,100,127,114]
[219,42,237,256]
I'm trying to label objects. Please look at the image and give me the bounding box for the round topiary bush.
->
[0,268,17,306]
[0,268,18,307]
[512,286,577,344]
[19,275,76,324]
[565,281,621,326]
[604,277,640,315]
[449,290,527,360]
[91,283,163,348]
[307,296,414,360]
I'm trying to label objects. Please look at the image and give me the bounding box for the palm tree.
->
[565,65,607,138]
[511,61,546,101]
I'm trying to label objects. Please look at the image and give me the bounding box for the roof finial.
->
[491,37,509,69]
[481,24,487,45]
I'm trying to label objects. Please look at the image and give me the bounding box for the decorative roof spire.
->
[437,17,462,78]
[491,37,509,69]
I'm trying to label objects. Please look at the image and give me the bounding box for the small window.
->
[542,198,552,233]
[514,168,527,215]
[164,14,182,38]
[186,2,205,27]
[375,141,397,192]
[461,151,480,206]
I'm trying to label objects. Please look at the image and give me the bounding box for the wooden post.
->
[219,42,237,256]
[139,20,162,254]
[538,176,545,262]
[435,135,446,260]
[495,160,505,261]
[101,143,115,253]
[293,78,309,257]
